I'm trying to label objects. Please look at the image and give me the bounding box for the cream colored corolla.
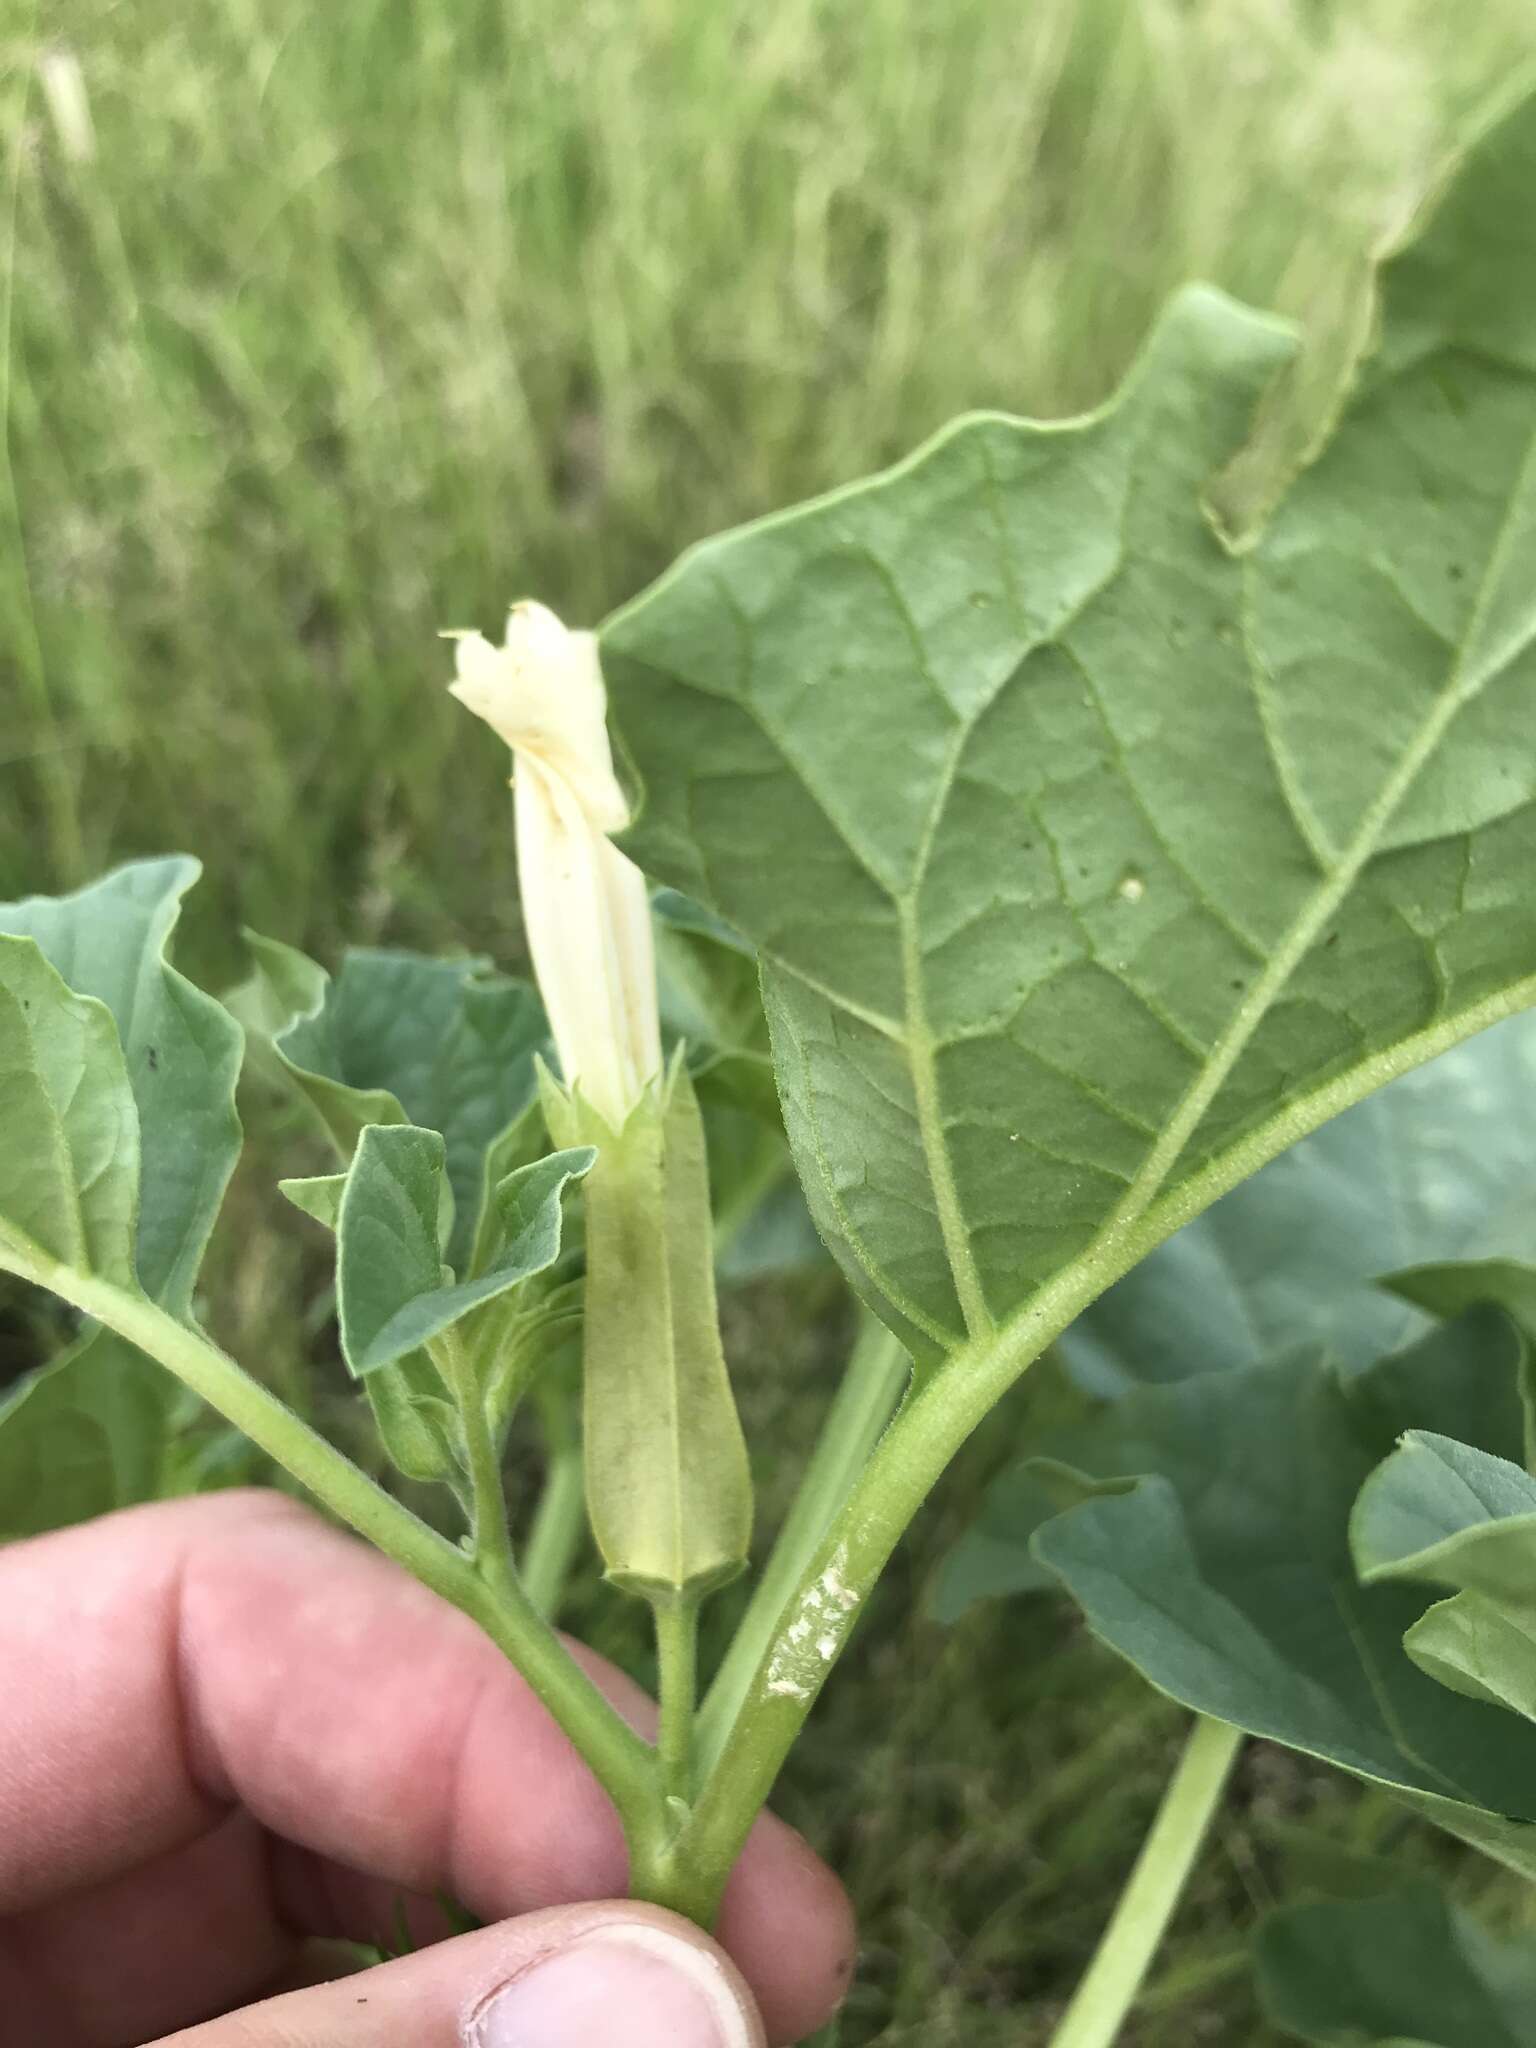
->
[446,601,661,1132]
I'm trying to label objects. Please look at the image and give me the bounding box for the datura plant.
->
[9,86,1536,2048]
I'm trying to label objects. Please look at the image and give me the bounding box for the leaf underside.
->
[1061,1011,1536,1395]
[604,92,1536,1366]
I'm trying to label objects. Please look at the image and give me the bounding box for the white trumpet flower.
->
[446,602,661,1131]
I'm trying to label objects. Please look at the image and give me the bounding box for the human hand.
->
[0,1491,855,2046]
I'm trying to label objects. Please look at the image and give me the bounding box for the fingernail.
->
[470,1924,754,2048]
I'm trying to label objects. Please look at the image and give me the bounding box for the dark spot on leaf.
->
[147,1046,160,1071]
[1325,930,1340,947]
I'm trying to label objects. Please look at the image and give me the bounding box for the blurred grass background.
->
[6,0,1536,2039]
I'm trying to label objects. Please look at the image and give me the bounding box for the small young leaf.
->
[279,1174,346,1231]
[225,930,329,1049]
[240,941,548,1275]
[1355,1432,1536,1724]
[277,1164,460,1489]
[1354,1433,1536,1594]
[1257,1884,1536,2047]
[335,1126,592,1377]
[363,1349,462,1489]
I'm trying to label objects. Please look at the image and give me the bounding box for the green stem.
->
[431,1326,518,1604]
[1047,1717,1244,2048]
[30,1260,657,1839]
[668,1250,1126,1918]
[522,1438,586,1620]
[654,1596,700,1809]
[697,1313,908,1777]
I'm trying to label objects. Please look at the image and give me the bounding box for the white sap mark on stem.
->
[1117,869,1146,905]
[764,1546,862,1705]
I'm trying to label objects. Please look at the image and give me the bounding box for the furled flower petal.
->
[447,602,628,830]
[448,603,660,1130]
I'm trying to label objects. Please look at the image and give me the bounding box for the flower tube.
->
[447,601,661,1132]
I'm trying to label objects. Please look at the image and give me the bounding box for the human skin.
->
[0,1491,856,2046]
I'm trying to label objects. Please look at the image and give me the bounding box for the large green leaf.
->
[335,1125,593,1377]
[1257,1885,1536,2047]
[1029,1312,1536,1876]
[1061,1014,1536,1395]
[0,861,244,1537]
[603,91,1536,1368]
[241,939,547,1276]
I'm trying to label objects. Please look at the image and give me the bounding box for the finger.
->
[157,1903,764,2048]
[0,1812,286,2048]
[0,1493,854,2043]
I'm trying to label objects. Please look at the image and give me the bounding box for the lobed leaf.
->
[334,1125,593,1377]
[240,939,547,1275]
[603,91,1536,1367]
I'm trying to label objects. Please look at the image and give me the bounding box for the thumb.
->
[156,1902,766,2048]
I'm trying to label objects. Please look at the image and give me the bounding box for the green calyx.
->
[543,1051,754,1602]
